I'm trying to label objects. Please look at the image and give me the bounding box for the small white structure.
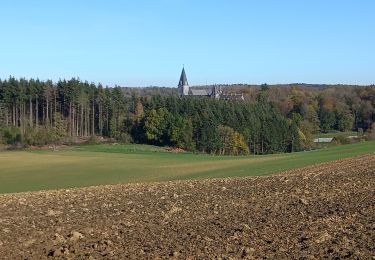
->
[314,137,335,143]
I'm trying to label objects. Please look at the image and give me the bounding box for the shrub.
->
[0,128,3,144]
[116,132,133,144]
[334,135,350,145]
[364,129,375,141]
[86,135,100,145]
[2,127,22,145]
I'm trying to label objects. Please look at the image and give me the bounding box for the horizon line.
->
[0,75,374,88]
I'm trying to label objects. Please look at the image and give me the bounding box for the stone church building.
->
[177,67,244,101]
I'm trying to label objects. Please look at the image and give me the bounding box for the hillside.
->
[120,83,374,97]
[0,153,374,258]
[0,141,374,194]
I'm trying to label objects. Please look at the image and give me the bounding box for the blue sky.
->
[0,0,374,86]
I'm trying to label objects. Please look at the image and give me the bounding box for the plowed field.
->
[0,154,374,259]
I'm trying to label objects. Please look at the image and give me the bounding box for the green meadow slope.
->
[0,141,374,194]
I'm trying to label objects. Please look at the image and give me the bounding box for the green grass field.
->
[313,131,359,138]
[0,141,374,194]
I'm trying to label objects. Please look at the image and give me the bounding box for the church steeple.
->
[178,67,188,87]
[178,66,189,96]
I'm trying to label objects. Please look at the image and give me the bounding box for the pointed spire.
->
[178,67,188,87]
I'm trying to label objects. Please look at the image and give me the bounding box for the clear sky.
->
[0,0,374,86]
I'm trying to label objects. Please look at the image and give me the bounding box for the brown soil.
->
[0,154,374,259]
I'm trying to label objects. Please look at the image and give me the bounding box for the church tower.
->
[178,67,189,96]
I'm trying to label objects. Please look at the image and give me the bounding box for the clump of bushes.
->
[1,127,22,146]
[364,123,375,141]
[0,123,67,148]
[334,135,351,145]
[115,132,133,144]
[85,135,100,145]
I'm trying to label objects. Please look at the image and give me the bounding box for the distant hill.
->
[121,83,373,97]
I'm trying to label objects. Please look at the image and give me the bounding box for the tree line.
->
[0,77,374,154]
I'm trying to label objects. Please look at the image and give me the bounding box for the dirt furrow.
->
[0,154,374,259]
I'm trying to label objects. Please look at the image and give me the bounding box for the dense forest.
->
[0,77,374,155]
